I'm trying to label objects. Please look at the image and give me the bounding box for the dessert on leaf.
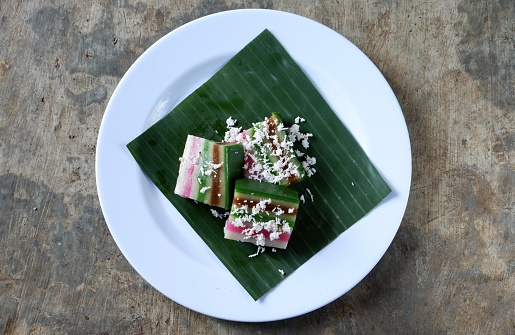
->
[224,178,300,249]
[127,29,392,300]
[235,113,307,186]
[175,135,244,209]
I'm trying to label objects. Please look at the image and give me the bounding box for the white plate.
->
[96,9,411,322]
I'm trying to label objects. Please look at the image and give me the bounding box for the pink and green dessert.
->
[224,178,300,249]
[174,135,244,209]
[239,113,306,186]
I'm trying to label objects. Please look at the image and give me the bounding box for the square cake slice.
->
[175,135,244,209]
[240,113,306,186]
[224,178,300,249]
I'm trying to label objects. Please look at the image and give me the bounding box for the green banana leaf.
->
[127,29,391,300]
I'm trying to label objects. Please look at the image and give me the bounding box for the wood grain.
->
[0,0,513,333]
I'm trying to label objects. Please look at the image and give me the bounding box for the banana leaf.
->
[127,29,391,300]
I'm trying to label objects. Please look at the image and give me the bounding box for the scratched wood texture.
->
[1,0,513,334]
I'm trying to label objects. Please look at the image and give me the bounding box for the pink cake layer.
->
[224,219,291,249]
[178,135,202,199]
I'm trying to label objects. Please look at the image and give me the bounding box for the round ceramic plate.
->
[96,9,411,322]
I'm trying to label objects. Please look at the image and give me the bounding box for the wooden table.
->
[1,1,513,333]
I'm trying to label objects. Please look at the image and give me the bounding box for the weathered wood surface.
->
[1,0,513,333]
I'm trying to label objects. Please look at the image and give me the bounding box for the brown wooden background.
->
[1,0,513,334]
